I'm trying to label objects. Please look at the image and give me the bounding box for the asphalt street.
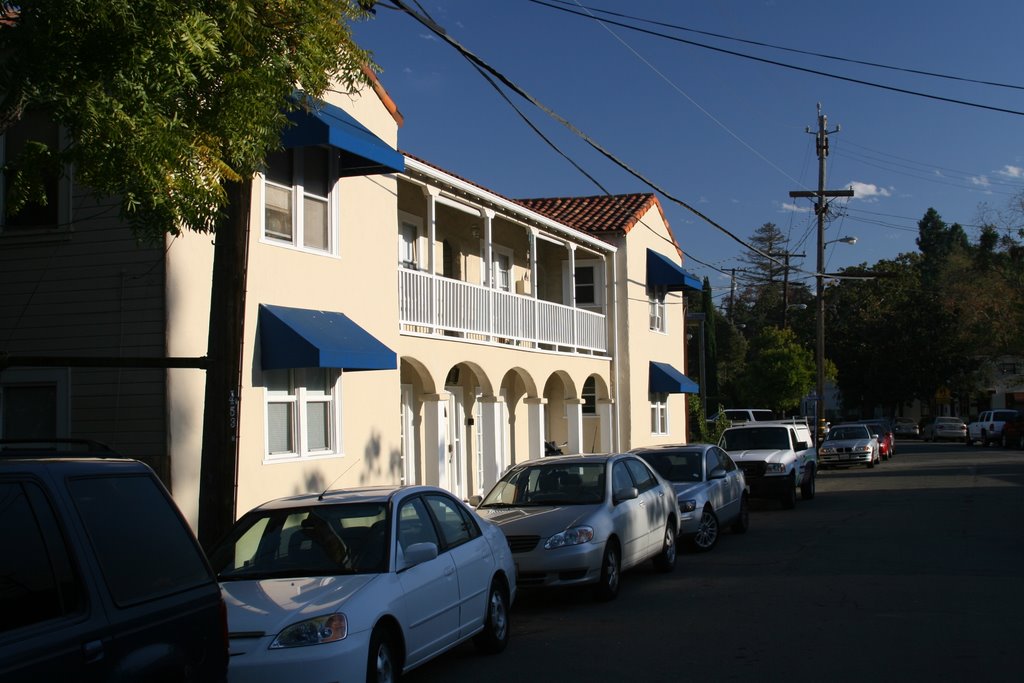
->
[409,440,1024,683]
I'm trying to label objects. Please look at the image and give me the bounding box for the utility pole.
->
[789,104,853,438]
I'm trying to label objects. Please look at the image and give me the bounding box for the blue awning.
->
[259,304,397,371]
[282,95,405,177]
[647,249,701,292]
[649,361,700,394]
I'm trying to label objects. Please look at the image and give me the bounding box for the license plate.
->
[840,454,850,461]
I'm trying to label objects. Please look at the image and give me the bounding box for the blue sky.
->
[355,0,1024,302]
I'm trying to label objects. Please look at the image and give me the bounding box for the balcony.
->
[399,268,607,354]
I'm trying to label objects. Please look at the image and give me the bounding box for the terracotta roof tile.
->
[515,194,661,235]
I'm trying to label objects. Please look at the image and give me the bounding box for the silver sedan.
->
[472,453,681,601]
[633,444,750,551]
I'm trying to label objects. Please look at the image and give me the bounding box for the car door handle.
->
[82,639,104,664]
[444,565,455,576]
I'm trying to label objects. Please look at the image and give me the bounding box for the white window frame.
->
[0,118,72,238]
[261,147,338,256]
[649,287,667,333]
[0,368,69,438]
[563,259,605,308]
[492,245,514,292]
[398,211,425,270]
[263,368,342,462]
[650,392,669,435]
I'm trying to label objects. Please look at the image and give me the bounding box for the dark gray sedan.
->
[633,444,750,551]
[472,453,680,601]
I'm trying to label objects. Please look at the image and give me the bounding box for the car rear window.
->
[0,481,85,633]
[993,411,1018,421]
[68,474,212,607]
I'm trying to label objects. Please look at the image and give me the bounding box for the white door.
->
[396,497,461,666]
[445,386,466,499]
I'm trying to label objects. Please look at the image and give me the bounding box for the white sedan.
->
[209,486,516,683]
[819,423,880,469]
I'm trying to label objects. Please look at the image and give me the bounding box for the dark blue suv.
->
[0,444,228,682]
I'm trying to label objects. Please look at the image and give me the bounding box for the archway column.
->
[525,397,547,461]
[422,392,450,488]
[597,398,615,453]
[478,394,505,493]
[564,398,585,455]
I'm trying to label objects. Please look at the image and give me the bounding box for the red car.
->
[859,420,895,460]
[1000,413,1024,449]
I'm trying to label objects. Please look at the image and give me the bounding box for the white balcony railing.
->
[399,268,607,354]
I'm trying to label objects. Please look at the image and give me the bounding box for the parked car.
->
[893,417,920,439]
[718,419,818,509]
[857,420,894,460]
[920,416,968,442]
[1000,413,1024,449]
[472,453,680,601]
[966,409,1019,447]
[0,441,228,683]
[210,486,515,683]
[632,443,749,551]
[818,423,879,469]
[707,408,775,426]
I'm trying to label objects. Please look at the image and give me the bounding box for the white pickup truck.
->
[966,409,1019,446]
[718,419,818,509]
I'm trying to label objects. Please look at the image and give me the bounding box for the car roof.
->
[632,443,713,454]
[512,453,629,466]
[249,484,451,511]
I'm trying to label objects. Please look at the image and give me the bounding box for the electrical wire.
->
[534,0,1024,92]
[527,0,1024,118]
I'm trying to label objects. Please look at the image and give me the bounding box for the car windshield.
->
[827,426,870,440]
[210,503,389,580]
[720,427,790,451]
[479,463,606,507]
[636,451,703,483]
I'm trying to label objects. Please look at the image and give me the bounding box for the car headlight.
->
[820,447,836,455]
[270,613,348,649]
[764,463,787,474]
[679,499,697,513]
[854,446,871,454]
[544,525,595,549]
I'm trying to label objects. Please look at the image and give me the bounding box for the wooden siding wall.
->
[0,192,171,481]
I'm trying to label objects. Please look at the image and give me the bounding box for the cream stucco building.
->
[0,77,701,528]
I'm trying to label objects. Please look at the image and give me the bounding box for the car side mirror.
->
[399,542,439,572]
[796,441,809,450]
[468,495,482,507]
[613,486,638,504]
[709,467,726,480]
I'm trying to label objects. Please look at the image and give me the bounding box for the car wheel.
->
[780,474,797,510]
[981,430,989,447]
[690,508,719,552]
[653,522,677,571]
[800,467,816,500]
[593,541,621,601]
[474,580,510,654]
[366,626,400,683]
[731,495,750,534]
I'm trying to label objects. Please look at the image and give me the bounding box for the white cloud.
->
[971,175,991,187]
[781,202,810,213]
[419,33,438,41]
[848,181,892,201]
[998,165,1024,179]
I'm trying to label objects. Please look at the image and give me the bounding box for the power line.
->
[526,0,1024,118]
[535,0,1024,92]
[388,0,788,269]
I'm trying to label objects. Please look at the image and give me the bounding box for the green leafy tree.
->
[1,0,380,545]
[737,326,815,414]
[0,0,375,239]
[700,277,719,410]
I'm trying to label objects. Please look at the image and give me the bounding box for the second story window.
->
[263,146,334,254]
[1,114,68,234]
[649,287,667,333]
